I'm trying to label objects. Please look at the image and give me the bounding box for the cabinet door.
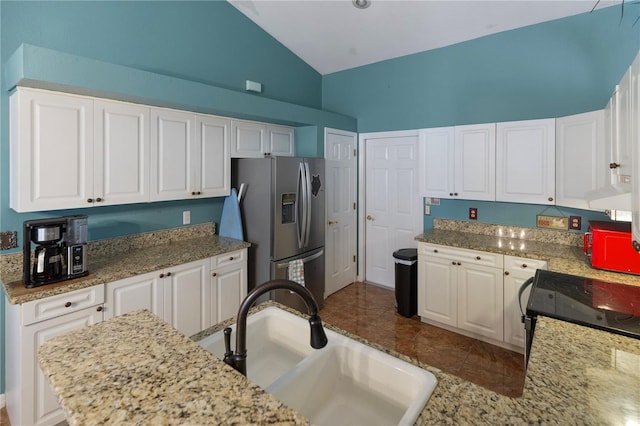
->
[231,120,267,158]
[503,257,547,351]
[418,127,455,198]
[417,255,457,326]
[632,53,640,246]
[615,67,633,178]
[555,111,605,210]
[605,87,619,185]
[163,259,211,337]
[104,271,164,320]
[196,115,231,197]
[212,261,247,324]
[94,99,150,206]
[454,123,496,201]
[23,306,103,425]
[457,263,504,341]
[150,108,196,201]
[267,125,295,157]
[496,119,555,204]
[10,88,94,212]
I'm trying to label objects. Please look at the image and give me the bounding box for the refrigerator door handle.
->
[296,162,307,249]
[303,162,312,247]
[275,249,324,269]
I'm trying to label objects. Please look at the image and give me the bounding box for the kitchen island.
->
[38,302,639,425]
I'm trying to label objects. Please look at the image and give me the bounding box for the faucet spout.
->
[223,279,328,376]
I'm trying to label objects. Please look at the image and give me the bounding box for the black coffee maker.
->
[23,216,88,288]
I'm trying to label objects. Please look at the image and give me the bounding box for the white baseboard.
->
[0,393,5,408]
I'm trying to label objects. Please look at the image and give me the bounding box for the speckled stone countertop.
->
[38,303,640,425]
[38,308,308,426]
[1,223,250,305]
[416,219,640,287]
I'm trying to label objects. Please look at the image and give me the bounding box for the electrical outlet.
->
[469,208,478,220]
[183,211,191,225]
[569,216,581,230]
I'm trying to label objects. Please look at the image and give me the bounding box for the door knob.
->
[366,215,374,221]
[328,220,338,225]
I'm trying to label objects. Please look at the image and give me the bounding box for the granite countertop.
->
[415,228,640,287]
[1,233,250,305]
[38,303,640,425]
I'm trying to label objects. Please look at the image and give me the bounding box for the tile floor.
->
[319,281,525,397]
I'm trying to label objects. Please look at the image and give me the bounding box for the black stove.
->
[526,269,640,339]
[523,269,640,369]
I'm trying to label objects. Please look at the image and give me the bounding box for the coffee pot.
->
[23,216,89,288]
[31,223,65,282]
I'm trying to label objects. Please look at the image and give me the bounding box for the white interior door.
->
[325,128,357,297]
[363,132,421,288]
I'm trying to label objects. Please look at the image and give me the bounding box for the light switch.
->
[183,211,191,225]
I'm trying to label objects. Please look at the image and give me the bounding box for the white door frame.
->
[357,129,422,283]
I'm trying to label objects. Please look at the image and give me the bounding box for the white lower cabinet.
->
[456,262,504,341]
[164,258,212,337]
[6,286,105,426]
[7,250,247,425]
[503,256,548,350]
[104,249,248,337]
[418,243,503,341]
[418,242,547,352]
[417,254,457,326]
[211,249,248,324]
[104,270,164,320]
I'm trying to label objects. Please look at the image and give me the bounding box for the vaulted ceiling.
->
[229,0,619,75]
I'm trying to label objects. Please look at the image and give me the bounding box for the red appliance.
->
[584,221,640,275]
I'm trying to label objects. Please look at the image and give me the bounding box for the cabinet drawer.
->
[212,249,246,269]
[504,255,547,272]
[22,285,104,326]
[419,243,503,268]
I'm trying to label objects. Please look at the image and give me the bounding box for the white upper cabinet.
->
[614,67,633,179]
[454,123,496,201]
[630,53,640,249]
[150,108,196,201]
[94,99,150,206]
[231,120,266,158]
[555,110,605,210]
[8,88,254,211]
[231,119,294,158]
[418,127,455,197]
[196,115,231,197]
[496,119,555,204]
[267,124,295,157]
[10,88,94,212]
[150,108,231,201]
[419,124,494,201]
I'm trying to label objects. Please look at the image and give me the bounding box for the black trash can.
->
[393,248,418,318]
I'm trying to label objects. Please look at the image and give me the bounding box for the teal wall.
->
[0,0,356,251]
[322,7,640,132]
[322,6,640,233]
[3,1,322,109]
[1,1,639,398]
[423,200,611,231]
[0,1,358,395]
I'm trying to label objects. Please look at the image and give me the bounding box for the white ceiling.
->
[228,0,618,75]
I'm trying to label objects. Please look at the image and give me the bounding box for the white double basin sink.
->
[197,306,438,426]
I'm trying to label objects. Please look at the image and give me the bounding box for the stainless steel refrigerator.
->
[232,157,325,311]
